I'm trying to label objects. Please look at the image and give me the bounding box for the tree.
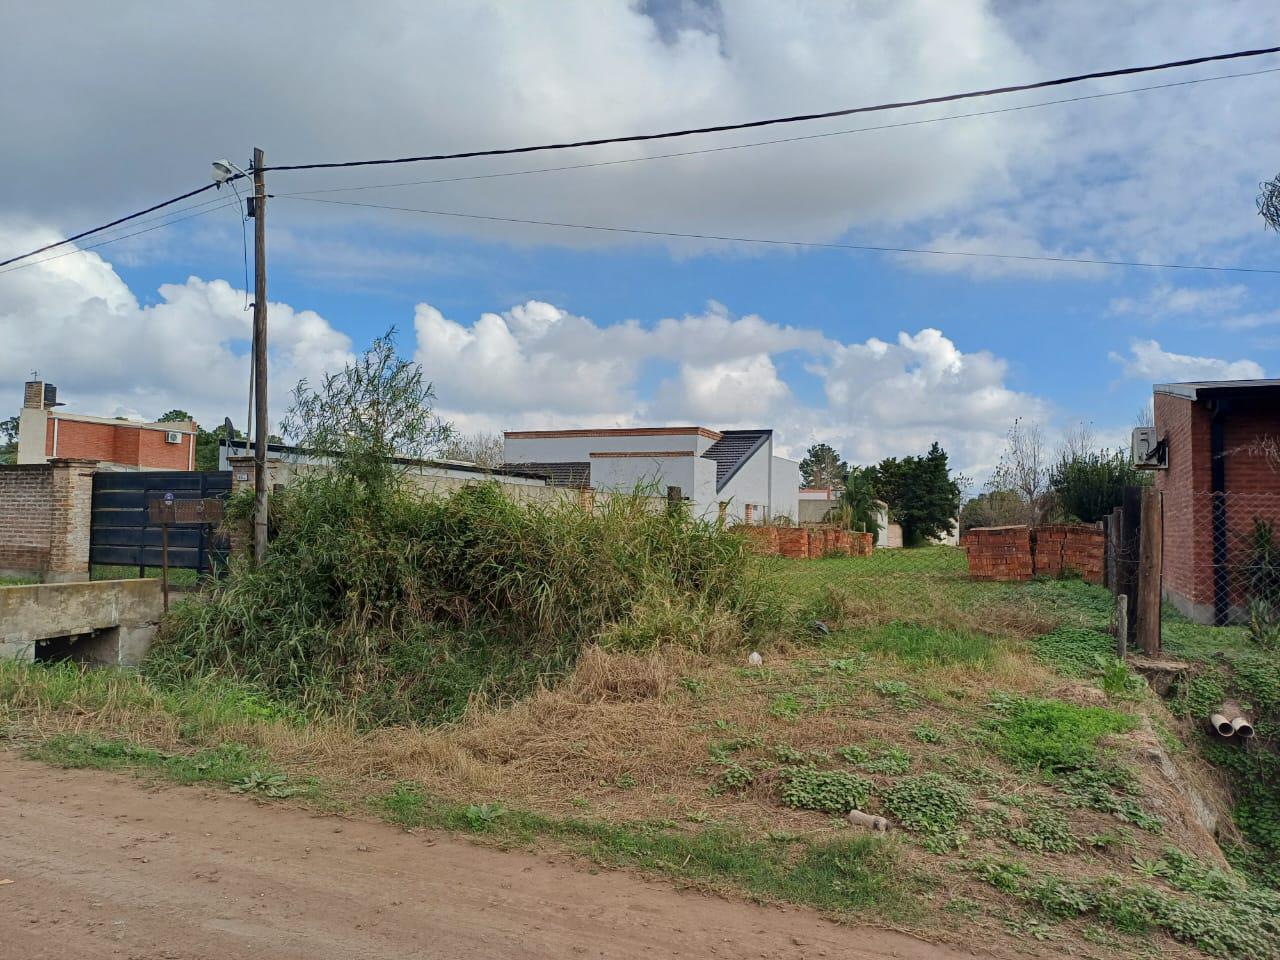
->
[987,419,1050,525]
[157,409,194,424]
[0,415,18,465]
[1048,447,1150,523]
[282,328,453,491]
[869,442,961,545]
[440,431,505,469]
[832,465,880,538]
[959,489,1025,532]
[799,442,849,490]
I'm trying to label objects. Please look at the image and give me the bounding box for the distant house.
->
[15,379,197,471]
[1152,379,1280,625]
[503,426,800,524]
[797,487,835,523]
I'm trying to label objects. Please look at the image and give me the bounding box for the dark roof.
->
[511,461,591,487]
[701,429,771,493]
[1154,379,1280,401]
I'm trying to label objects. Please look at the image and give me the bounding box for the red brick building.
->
[1153,379,1280,625]
[15,379,197,471]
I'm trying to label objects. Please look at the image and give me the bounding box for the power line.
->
[0,182,227,269]
[265,45,1280,173]
[5,44,1279,272]
[279,195,1280,276]
[0,198,242,276]
[279,65,1280,197]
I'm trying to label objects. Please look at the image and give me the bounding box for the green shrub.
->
[151,479,769,726]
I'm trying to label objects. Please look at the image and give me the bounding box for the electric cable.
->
[279,194,1280,276]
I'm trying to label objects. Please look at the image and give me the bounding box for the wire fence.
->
[1162,491,1280,629]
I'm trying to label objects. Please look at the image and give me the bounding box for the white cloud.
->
[1,226,1054,481]
[413,294,1044,477]
[0,225,352,432]
[1109,338,1265,383]
[1107,284,1249,318]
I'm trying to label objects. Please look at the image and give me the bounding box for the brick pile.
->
[730,525,874,560]
[776,527,810,559]
[1032,524,1105,584]
[963,525,1034,582]
[963,523,1104,584]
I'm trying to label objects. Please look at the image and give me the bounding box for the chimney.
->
[23,379,44,409]
[24,377,62,410]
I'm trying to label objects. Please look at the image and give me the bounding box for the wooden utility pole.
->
[1136,487,1163,656]
[251,147,269,565]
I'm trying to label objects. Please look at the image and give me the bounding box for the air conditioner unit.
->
[1131,427,1167,470]
[165,431,182,444]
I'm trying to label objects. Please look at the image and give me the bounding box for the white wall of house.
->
[504,427,795,523]
[770,456,800,522]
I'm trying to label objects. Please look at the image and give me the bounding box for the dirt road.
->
[0,754,972,959]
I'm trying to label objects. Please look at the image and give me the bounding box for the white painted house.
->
[503,427,800,524]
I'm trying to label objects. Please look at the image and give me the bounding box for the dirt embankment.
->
[0,754,975,960]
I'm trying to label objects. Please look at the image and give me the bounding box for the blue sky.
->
[2,1,1276,479]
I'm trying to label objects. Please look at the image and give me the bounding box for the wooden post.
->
[1136,487,1163,656]
[1115,488,1141,650]
[667,486,682,516]
[1114,593,1128,659]
[252,146,269,566]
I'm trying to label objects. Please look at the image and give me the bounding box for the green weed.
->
[778,766,873,815]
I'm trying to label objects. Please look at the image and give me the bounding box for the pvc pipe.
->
[1210,713,1234,737]
[1231,717,1255,739]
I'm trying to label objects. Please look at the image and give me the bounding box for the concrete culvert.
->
[1209,713,1235,737]
[1231,717,1255,739]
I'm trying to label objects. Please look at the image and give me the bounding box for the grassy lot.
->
[3,547,1278,959]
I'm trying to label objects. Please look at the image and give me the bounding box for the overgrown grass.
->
[149,479,778,726]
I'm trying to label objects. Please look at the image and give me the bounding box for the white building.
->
[503,426,800,524]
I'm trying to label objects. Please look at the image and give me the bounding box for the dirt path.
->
[0,753,976,959]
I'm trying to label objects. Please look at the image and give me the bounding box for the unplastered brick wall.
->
[0,459,96,580]
[734,525,873,559]
[0,465,53,573]
[963,523,1104,584]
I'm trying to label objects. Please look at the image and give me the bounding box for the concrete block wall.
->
[0,458,96,581]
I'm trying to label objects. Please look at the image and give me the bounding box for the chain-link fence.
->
[1162,491,1280,630]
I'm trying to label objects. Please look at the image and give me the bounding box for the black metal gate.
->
[90,471,232,573]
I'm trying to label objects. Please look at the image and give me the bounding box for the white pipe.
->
[1231,717,1255,739]
[1210,713,1234,737]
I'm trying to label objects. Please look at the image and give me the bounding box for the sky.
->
[1,0,1276,482]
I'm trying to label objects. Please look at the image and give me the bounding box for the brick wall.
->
[0,459,95,580]
[0,465,53,574]
[963,526,1033,582]
[44,417,194,470]
[1156,391,1280,618]
[733,524,872,559]
[963,524,1104,584]
[1154,392,1213,609]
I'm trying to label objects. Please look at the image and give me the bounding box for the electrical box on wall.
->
[1131,427,1167,470]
